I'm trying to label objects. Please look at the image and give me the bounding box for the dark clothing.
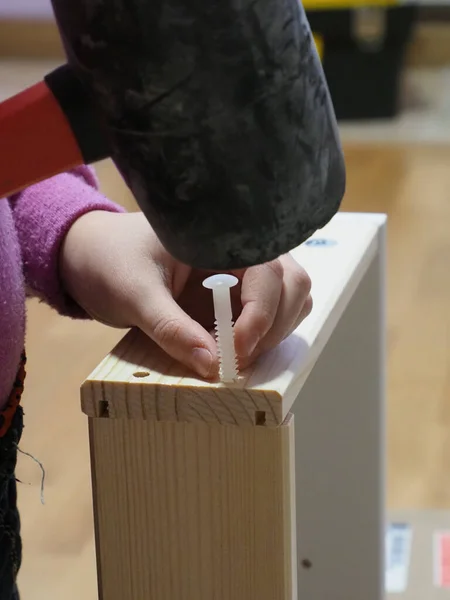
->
[0,354,26,600]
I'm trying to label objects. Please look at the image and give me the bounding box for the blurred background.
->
[1,0,450,597]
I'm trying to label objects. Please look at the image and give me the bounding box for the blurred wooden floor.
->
[16,144,450,597]
[341,144,450,510]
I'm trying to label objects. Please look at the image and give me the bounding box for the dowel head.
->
[202,274,238,290]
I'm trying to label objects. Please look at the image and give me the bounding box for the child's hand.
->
[60,211,312,379]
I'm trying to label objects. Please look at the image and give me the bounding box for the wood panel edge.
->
[81,378,284,426]
[88,417,104,600]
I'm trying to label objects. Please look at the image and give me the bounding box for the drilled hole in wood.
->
[255,411,266,426]
[301,559,312,569]
[98,400,109,418]
[133,371,150,378]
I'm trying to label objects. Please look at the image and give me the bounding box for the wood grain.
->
[89,414,296,600]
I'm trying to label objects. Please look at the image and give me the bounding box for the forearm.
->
[9,166,125,316]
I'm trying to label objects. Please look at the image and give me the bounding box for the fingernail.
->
[192,347,213,378]
[242,336,259,358]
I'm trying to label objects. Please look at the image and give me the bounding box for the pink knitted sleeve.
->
[9,165,125,317]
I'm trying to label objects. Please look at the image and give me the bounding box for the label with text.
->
[385,523,412,594]
[434,531,450,588]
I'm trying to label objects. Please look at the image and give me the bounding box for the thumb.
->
[133,280,218,380]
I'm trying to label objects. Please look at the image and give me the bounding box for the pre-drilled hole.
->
[98,400,109,418]
[301,559,312,569]
[133,371,150,378]
[255,411,266,426]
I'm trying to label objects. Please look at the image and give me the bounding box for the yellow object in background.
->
[313,33,324,60]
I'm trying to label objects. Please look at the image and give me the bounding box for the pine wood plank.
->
[89,414,296,600]
[81,213,382,427]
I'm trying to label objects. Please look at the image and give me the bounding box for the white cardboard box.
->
[386,511,450,598]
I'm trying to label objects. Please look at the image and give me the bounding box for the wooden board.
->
[89,415,297,600]
[82,212,385,600]
[81,213,382,427]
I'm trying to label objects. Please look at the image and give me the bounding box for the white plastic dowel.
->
[203,274,239,382]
